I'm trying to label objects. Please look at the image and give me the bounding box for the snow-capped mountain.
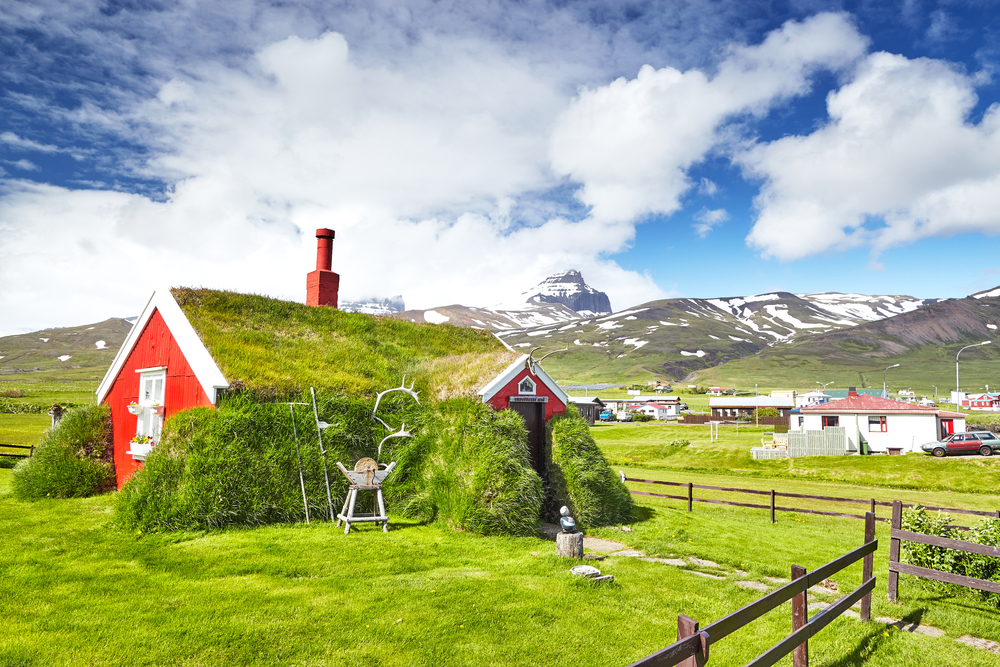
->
[495,270,612,317]
[340,295,405,316]
[392,270,612,329]
[496,291,939,379]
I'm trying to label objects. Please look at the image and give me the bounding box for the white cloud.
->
[693,208,730,237]
[742,51,1000,260]
[549,12,867,225]
[698,178,719,196]
[0,132,60,153]
[9,159,39,171]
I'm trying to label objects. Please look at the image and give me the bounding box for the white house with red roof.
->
[796,387,965,453]
[961,393,1000,411]
[633,402,681,420]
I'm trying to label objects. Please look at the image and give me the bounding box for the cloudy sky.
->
[2,0,1000,336]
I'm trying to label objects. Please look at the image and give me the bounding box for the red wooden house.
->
[97,288,231,488]
[478,354,568,476]
[97,229,341,489]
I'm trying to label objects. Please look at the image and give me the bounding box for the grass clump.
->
[548,412,633,528]
[11,405,114,500]
[405,399,543,536]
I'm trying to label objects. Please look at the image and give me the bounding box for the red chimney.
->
[307,228,339,308]
[848,387,858,398]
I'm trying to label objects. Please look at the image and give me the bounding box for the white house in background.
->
[709,396,796,418]
[634,402,681,420]
[796,391,831,409]
[796,388,965,453]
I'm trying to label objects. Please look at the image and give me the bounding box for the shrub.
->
[404,400,543,536]
[0,457,17,469]
[547,412,633,528]
[756,407,782,418]
[631,412,654,422]
[901,506,1000,607]
[11,405,114,500]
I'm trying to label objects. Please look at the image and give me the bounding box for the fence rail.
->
[0,444,34,459]
[628,516,877,667]
[622,476,1000,525]
[887,499,1000,601]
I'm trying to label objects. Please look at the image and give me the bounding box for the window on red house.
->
[868,416,887,432]
[822,416,839,428]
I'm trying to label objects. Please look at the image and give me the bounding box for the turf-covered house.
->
[479,354,568,476]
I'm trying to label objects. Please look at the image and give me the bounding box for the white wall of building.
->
[795,413,965,453]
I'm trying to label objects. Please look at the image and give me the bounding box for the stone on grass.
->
[956,636,1000,653]
[735,581,769,592]
[688,556,720,568]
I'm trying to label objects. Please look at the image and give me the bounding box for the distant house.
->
[707,387,733,396]
[962,393,1000,411]
[633,402,681,421]
[568,396,606,425]
[709,396,795,418]
[796,391,831,408]
[796,387,965,453]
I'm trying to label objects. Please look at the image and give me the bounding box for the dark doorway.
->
[510,401,546,477]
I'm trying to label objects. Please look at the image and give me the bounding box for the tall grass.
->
[11,404,114,499]
[547,412,633,527]
[403,399,543,536]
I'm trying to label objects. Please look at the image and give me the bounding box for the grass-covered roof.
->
[171,287,514,397]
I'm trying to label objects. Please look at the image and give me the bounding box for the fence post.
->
[677,614,706,667]
[770,490,776,524]
[861,512,875,622]
[688,482,693,512]
[870,498,876,517]
[791,564,808,667]
[888,500,902,603]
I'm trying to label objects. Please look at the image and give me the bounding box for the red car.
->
[921,431,1000,457]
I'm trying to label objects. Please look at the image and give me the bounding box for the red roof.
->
[800,393,963,418]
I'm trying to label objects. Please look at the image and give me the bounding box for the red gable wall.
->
[484,367,567,421]
[101,309,213,488]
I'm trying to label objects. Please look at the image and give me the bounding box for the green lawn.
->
[592,422,1000,496]
[0,414,50,447]
[1,465,999,666]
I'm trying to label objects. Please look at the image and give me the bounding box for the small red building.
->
[478,354,568,476]
[97,229,341,489]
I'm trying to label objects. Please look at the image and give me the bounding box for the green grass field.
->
[592,422,1000,496]
[0,414,50,447]
[1,466,999,667]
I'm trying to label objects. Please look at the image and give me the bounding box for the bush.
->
[11,405,114,500]
[547,412,633,528]
[404,400,543,536]
[631,412,654,422]
[0,457,18,469]
[116,391,424,532]
[756,407,782,418]
[901,506,1000,607]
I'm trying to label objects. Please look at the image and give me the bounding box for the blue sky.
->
[2,0,1000,335]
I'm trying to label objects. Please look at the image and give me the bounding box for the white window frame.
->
[129,367,166,460]
[518,376,536,395]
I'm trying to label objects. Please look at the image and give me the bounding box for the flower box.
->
[127,403,142,416]
[152,405,165,416]
[127,436,155,461]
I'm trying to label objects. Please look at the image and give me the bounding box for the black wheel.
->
[981,445,993,457]
[933,447,946,457]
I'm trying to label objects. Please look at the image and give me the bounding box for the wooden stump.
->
[557,532,584,559]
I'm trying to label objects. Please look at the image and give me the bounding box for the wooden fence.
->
[622,476,1000,526]
[628,514,877,667]
[887,500,1000,602]
[0,444,34,459]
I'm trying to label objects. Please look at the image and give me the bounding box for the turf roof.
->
[171,287,508,397]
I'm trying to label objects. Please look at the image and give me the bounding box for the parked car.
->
[678,402,689,411]
[599,411,616,422]
[921,431,1000,457]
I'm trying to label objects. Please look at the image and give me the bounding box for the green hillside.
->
[0,318,131,380]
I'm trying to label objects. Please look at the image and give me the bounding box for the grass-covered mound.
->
[117,391,426,531]
[11,405,114,500]
[117,392,544,536]
[405,399,543,536]
[172,287,506,396]
[548,412,633,528]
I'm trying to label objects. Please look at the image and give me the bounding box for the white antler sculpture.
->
[372,375,420,416]
[377,423,412,460]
